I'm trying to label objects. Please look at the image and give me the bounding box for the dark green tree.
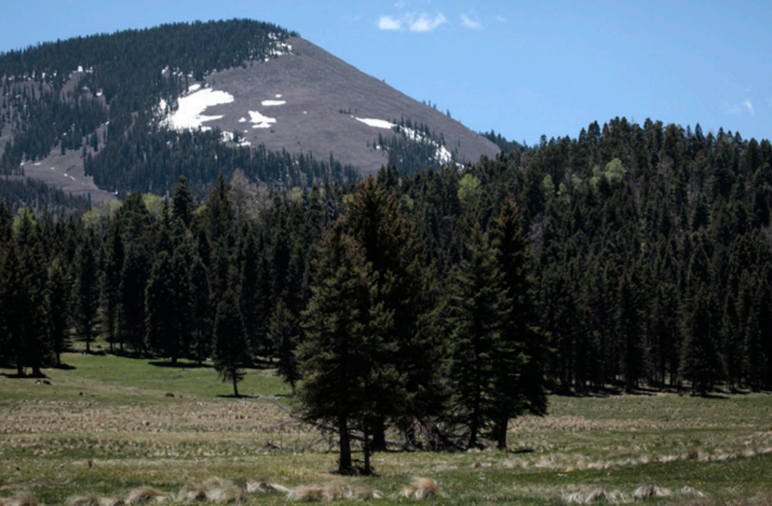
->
[72,234,99,354]
[448,223,510,449]
[490,199,547,449]
[680,286,724,395]
[268,299,300,395]
[46,256,71,366]
[297,225,399,475]
[213,289,251,397]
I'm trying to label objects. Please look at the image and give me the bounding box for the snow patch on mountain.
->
[261,100,286,106]
[249,110,277,129]
[356,117,396,129]
[356,117,453,165]
[160,86,235,131]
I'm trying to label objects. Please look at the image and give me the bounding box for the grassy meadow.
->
[1,348,771,506]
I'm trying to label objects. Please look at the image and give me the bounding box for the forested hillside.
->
[2,116,771,461]
[0,20,498,203]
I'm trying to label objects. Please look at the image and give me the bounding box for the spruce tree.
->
[297,224,399,474]
[490,199,547,449]
[680,286,724,395]
[72,233,99,354]
[448,223,510,448]
[268,299,300,395]
[213,289,251,397]
[344,176,439,450]
[47,256,71,366]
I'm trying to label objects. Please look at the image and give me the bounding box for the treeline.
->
[1,19,295,173]
[2,116,772,465]
[0,177,91,213]
[84,126,360,196]
[373,117,456,176]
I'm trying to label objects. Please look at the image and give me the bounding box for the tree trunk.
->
[338,417,352,474]
[17,364,24,377]
[233,375,239,397]
[496,417,508,450]
[371,418,387,451]
[363,427,372,475]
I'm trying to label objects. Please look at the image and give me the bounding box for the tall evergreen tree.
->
[297,225,399,474]
[72,233,99,354]
[448,223,510,448]
[213,289,251,397]
[490,199,547,449]
[46,256,71,366]
[268,299,300,395]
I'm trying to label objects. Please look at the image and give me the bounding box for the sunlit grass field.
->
[1,350,771,506]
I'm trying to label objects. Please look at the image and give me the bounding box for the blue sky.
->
[1,0,770,145]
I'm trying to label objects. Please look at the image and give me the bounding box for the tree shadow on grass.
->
[148,360,212,369]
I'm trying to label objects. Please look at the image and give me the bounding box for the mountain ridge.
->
[0,20,499,202]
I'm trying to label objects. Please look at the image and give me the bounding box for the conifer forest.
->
[3,115,772,471]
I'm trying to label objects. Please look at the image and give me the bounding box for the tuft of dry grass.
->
[7,492,39,506]
[399,477,439,500]
[246,483,291,494]
[207,484,244,503]
[69,493,102,506]
[127,487,165,504]
[681,487,706,498]
[634,485,673,499]
[288,485,325,502]
[565,488,627,504]
[177,484,208,502]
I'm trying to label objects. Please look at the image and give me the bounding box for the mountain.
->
[0,20,499,203]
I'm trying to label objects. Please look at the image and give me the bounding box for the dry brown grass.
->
[68,493,102,506]
[285,481,377,502]
[245,482,291,494]
[207,483,244,503]
[6,493,39,506]
[399,478,439,500]
[126,487,165,504]
[634,486,673,499]
[177,484,208,502]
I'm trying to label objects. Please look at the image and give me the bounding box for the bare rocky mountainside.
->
[0,21,499,202]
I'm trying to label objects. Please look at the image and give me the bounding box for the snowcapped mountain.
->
[0,21,499,201]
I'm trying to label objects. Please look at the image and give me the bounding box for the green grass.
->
[1,352,771,505]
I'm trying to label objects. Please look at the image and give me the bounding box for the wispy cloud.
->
[461,14,482,29]
[410,12,448,32]
[496,15,507,22]
[723,100,755,116]
[378,15,403,31]
[377,11,448,32]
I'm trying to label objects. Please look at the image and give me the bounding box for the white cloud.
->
[379,11,448,32]
[378,15,403,30]
[461,14,483,29]
[409,12,448,32]
[496,15,507,22]
[723,100,755,116]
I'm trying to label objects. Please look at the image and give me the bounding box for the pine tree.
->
[213,289,251,397]
[344,176,439,450]
[145,250,190,364]
[490,199,547,449]
[172,175,194,228]
[119,243,151,355]
[99,221,123,352]
[268,299,300,395]
[189,256,213,365]
[680,286,724,395]
[448,223,510,448]
[297,224,399,474]
[72,233,99,354]
[47,256,71,366]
